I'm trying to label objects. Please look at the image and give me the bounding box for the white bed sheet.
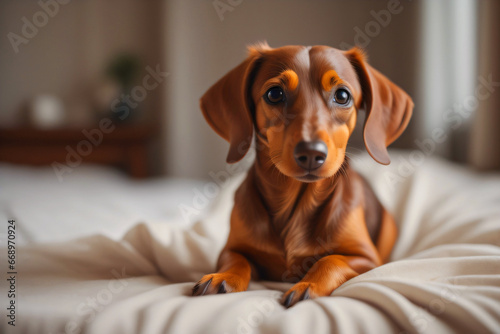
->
[1,151,500,334]
[0,164,206,245]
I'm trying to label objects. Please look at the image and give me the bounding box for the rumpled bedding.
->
[1,152,500,334]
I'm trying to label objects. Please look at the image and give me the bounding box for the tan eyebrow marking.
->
[282,70,299,91]
[321,69,344,91]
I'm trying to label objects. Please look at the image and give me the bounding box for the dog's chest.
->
[238,175,342,282]
[248,214,336,282]
[249,245,331,283]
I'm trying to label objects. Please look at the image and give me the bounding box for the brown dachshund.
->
[192,43,413,307]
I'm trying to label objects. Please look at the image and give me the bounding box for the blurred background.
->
[0,0,499,180]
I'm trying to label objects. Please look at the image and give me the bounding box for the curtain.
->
[416,0,477,162]
[469,0,500,170]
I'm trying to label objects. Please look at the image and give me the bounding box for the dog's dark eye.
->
[334,89,350,105]
[265,87,285,104]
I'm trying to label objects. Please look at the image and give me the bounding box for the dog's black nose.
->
[294,140,328,171]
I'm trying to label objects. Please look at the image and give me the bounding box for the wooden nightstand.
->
[0,125,155,178]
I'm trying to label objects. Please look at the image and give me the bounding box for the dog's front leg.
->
[281,254,377,307]
[192,249,252,296]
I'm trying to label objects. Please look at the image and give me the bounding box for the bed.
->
[1,151,500,334]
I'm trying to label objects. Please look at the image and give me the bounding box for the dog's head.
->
[200,43,413,182]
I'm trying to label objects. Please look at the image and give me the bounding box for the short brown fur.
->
[194,43,413,307]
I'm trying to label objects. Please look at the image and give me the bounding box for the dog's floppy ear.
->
[200,44,267,163]
[344,47,413,165]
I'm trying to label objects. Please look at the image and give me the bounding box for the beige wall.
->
[0,0,163,126]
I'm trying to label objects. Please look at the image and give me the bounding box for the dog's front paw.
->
[192,273,247,296]
[281,282,324,308]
